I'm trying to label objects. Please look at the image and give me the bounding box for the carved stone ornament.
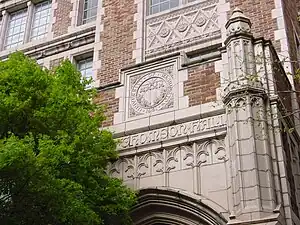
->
[146,0,221,57]
[225,8,252,37]
[176,17,189,32]
[108,139,226,181]
[195,16,207,27]
[159,25,171,38]
[129,66,174,117]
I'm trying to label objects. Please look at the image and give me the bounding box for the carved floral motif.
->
[124,157,135,179]
[108,139,226,180]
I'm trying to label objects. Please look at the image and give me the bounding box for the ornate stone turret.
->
[223,8,263,102]
[223,9,279,224]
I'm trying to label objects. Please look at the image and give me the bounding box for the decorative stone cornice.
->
[28,33,95,59]
[0,0,27,11]
[0,26,95,60]
[222,83,266,105]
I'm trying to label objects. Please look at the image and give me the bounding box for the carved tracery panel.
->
[108,138,226,181]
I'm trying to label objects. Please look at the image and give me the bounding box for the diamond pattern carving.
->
[146,0,221,57]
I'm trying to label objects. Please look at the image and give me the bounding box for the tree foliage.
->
[0,52,136,225]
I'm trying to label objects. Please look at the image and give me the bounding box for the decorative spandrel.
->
[128,65,174,118]
[146,0,221,57]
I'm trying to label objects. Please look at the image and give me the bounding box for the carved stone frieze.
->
[145,0,221,57]
[137,151,164,178]
[128,65,175,118]
[165,145,195,172]
[123,157,135,179]
[196,139,226,165]
[108,138,227,181]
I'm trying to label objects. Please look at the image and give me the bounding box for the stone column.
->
[223,8,278,223]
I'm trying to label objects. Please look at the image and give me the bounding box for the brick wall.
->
[297,0,300,14]
[184,63,220,107]
[95,89,118,127]
[282,0,300,66]
[229,0,280,50]
[97,0,137,86]
[94,0,136,125]
[281,0,300,105]
[52,0,72,37]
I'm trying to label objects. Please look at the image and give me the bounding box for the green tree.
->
[0,52,136,225]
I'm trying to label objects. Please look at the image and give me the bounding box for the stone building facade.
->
[1,0,300,224]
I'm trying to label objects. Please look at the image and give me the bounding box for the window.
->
[4,9,27,49]
[147,0,179,15]
[77,57,93,80]
[77,57,93,87]
[30,1,52,41]
[0,1,52,50]
[82,0,98,24]
[146,0,197,15]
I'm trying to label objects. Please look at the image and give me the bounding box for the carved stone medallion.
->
[129,69,174,117]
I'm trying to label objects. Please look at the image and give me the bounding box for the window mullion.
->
[0,10,9,50]
[24,1,34,43]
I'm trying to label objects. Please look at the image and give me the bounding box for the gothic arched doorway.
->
[131,188,227,225]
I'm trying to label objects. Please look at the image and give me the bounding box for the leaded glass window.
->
[5,9,27,49]
[30,1,52,41]
[147,0,179,15]
[82,0,98,24]
[77,57,93,88]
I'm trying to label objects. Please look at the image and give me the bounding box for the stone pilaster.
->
[223,8,279,223]
[24,1,34,43]
[0,10,9,50]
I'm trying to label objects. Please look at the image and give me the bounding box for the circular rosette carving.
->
[159,27,171,38]
[195,16,206,27]
[130,71,173,115]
